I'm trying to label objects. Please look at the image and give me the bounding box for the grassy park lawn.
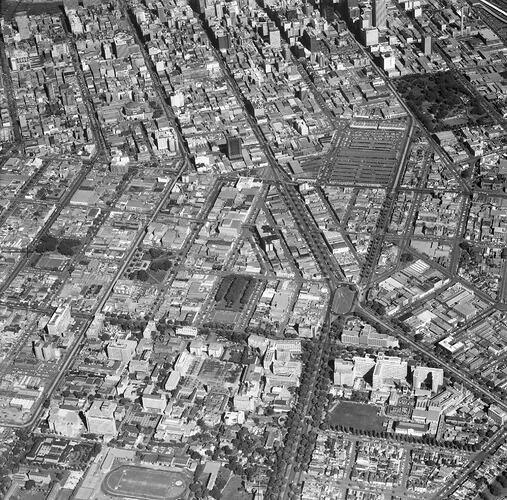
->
[328,401,386,433]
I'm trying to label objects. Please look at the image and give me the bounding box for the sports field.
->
[328,401,386,432]
[102,466,188,500]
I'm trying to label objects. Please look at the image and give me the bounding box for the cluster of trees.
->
[459,241,482,267]
[327,339,399,361]
[296,355,331,472]
[36,234,81,256]
[329,316,345,341]
[245,324,276,337]
[188,481,220,499]
[105,313,148,336]
[128,269,149,281]
[187,424,267,498]
[0,429,38,495]
[437,345,507,405]
[126,248,173,280]
[214,275,255,309]
[478,471,507,499]
[265,335,333,499]
[149,258,172,272]
[323,424,478,451]
[395,72,466,131]
[201,322,249,344]
[400,252,414,264]
[367,300,387,316]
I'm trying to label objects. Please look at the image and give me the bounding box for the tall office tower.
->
[215,31,231,50]
[157,6,167,23]
[46,304,72,337]
[268,28,281,48]
[227,136,242,160]
[190,0,206,13]
[372,0,387,29]
[361,6,372,29]
[113,35,129,58]
[362,27,379,46]
[85,400,118,436]
[424,35,432,56]
[334,359,355,386]
[106,337,138,362]
[15,12,31,40]
[352,356,376,380]
[347,0,360,22]
[215,2,224,18]
[412,366,443,393]
[372,356,408,389]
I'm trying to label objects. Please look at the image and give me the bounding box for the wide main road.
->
[61,12,109,159]
[0,30,22,145]
[119,0,191,160]
[185,13,348,500]
[196,17,345,287]
[432,424,507,499]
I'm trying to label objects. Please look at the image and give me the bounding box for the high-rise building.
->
[423,35,432,56]
[372,356,407,389]
[268,25,281,49]
[347,0,360,22]
[372,0,387,29]
[106,337,138,362]
[86,312,105,339]
[215,30,230,50]
[170,92,185,108]
[352,356,376,380]
[15,12,31,40]
[341,325,399,348]
[227,136,243,160]
[157,6,167,23]
[165,370,181,391]
[488,405,507,425]
[85,400,117,436]
[362,27,379,46]
[33,341,60,361]
[113,35,129,59]
[334,360,355,386]
[102,42,112,60]
[46,304,72,337]
[190,0,206,14]
[412,366,443,393]
[361,6,372,29]
[142,393,167,413]
[303,30,321,53]
[33,341,44,361]
[381,53,396,71]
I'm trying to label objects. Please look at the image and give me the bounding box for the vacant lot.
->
[221,475,253,500]
[332,286,356,315]
[328,401,385,432]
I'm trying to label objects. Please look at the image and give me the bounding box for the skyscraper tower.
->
[227,136,243,160]
[372,0,386,29]
[15,11,31,40]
